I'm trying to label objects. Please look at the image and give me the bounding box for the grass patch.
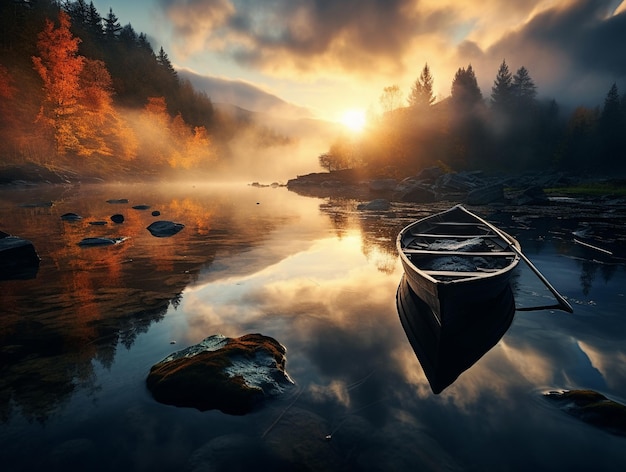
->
[545,181,626,197]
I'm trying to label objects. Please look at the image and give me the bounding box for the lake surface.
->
[1,182,625,471]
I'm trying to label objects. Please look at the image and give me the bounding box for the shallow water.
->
[1,182,625,471]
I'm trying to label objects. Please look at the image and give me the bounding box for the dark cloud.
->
[470,0,626,106]
[160,0,456,76]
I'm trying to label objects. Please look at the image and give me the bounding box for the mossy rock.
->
[544,389,626,436]
[146,334,294,415]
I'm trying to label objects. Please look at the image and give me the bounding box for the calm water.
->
[1,182,625,471]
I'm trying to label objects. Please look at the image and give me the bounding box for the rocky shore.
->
[285,166,620,206]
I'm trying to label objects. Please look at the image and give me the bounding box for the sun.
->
[339,109,367,132]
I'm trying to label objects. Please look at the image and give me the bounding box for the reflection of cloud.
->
[308,380,351,407]
[577,340,626,390]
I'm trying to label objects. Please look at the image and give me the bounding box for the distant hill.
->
[178,68,314,121]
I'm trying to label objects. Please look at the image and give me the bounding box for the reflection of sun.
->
[340,109,366,132]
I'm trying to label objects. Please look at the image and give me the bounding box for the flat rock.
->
[77,237,128,246]
[146,333,294,415]
[147,220,184,237]
[61,212,82,221]
[357,199,391,211]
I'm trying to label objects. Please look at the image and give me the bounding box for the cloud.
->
[452,0,626,106]
[159,0,464,79]
[161,0,626,108]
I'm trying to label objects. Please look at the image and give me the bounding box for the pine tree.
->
[407,63,434,108]
[103,7,122,41]
[490,59,513,112]
[599,83,624,170]
[511,66,536,109]
[157,46,178,82]
[451,64,482,109]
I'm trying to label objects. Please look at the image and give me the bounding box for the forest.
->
[0,0,292,179]
[1,0,625,181]
[321,62,626,178]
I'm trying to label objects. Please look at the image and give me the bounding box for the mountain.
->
[177,68,314,121]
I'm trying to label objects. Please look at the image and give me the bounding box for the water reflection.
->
[0,182,326,422]
[396,275,516,393]
[1,184,625,471]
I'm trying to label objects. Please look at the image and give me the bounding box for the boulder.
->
[515,186,549,205]
[146,220,185,237]
[146,333,294,415]
[110,214,124,224]
[369,179,397,193]
[357,199,391,211]
[399,184,437,203]
[0,232,40,280]
[544,389,626,436]
[465,183,505,205]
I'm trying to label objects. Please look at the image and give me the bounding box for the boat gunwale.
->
[396,205,521,286]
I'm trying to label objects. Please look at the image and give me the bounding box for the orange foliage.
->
[32,11,84,125]
[0,65,16,99]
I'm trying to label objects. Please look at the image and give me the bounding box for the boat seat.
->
[402,249,517,257]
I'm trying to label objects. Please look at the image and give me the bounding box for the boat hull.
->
[397,205,520,327]
[396,274,516,393]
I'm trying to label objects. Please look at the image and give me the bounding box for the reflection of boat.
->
[396,275,515,394]
[396,205,521,327]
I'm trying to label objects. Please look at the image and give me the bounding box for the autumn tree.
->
[407,63,435,109]
[32,10,85,154]
[379,85,403,115]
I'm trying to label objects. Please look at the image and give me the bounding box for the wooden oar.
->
[461,206,574,313]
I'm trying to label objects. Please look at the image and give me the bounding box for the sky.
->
[90,0,626,123]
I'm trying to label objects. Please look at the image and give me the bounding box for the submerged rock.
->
[77,237,128,246]
[146,220,184,237]
[110,214,124,224]
[357,199,391,211]
[146,333,294,415]
[61,212,82,221]
[544,389,626,436]
[106,199,128,204]
[132,204,150,210]
[0,232,40,280]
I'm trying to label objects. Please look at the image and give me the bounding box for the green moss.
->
[544,182,626,197]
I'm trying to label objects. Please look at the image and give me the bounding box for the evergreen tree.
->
[512,66,537,110]
[103,7,122,41]
[451,64,482,110]
[157,46,178,82]
[407,63,435,108]
[490,59,513,112]
[599,83,625,171]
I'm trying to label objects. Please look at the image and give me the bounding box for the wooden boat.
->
[396,275,515,393]
[396,205,521,327]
